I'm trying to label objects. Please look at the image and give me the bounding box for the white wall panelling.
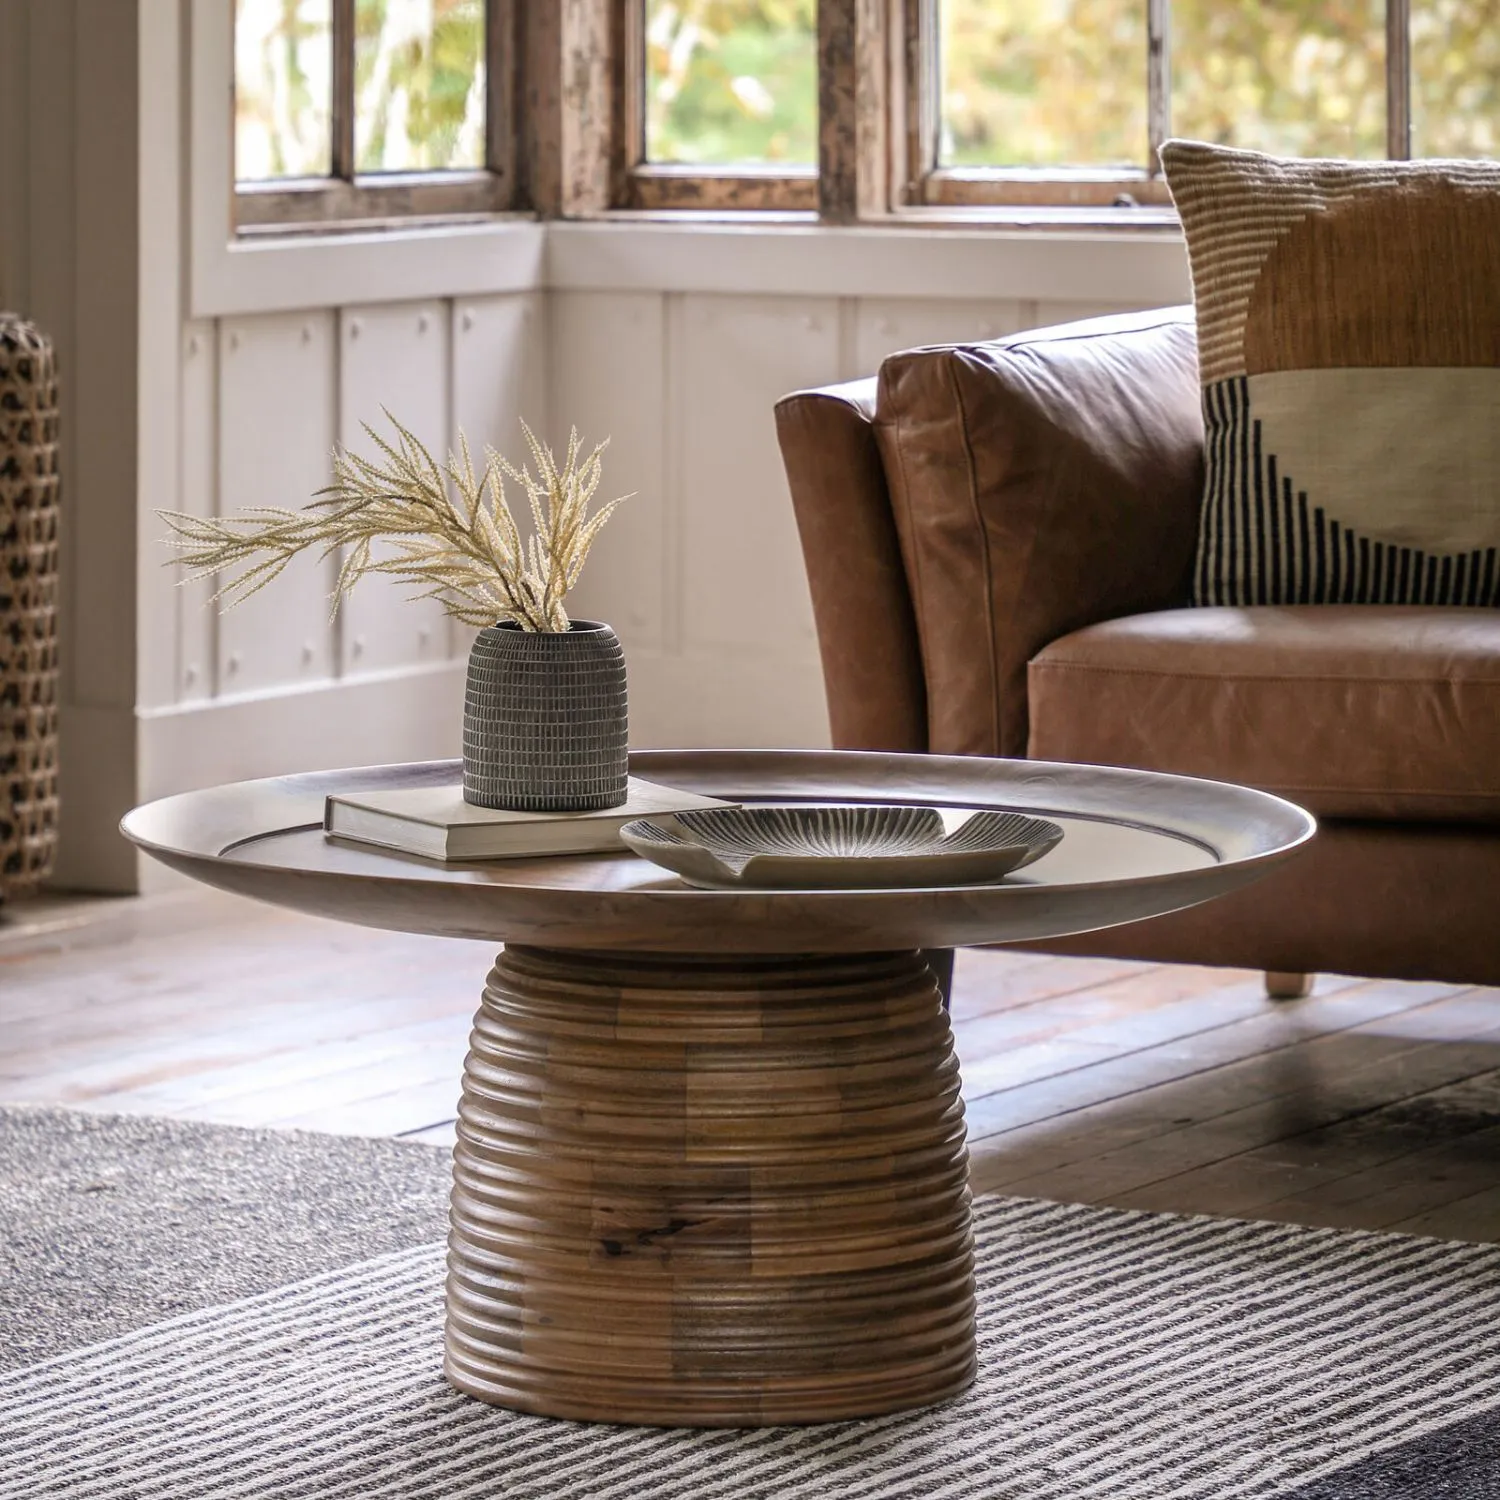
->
[338,301,453,674]
[1038,299,1177,324]
[670,295,835,747]
[451,293,548,464]
[217,312,339,696]
[852,298,1030,379]
[549,292,667,652]
[139,662,467,807]
[678,296,832,661]
[627,651,831,752]
[547,223,1190,304]
[450,290,549,667]
[177,321,218,704]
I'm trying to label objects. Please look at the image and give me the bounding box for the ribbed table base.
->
[445,946,975,1427]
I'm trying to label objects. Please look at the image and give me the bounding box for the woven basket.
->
[0,315,60,900]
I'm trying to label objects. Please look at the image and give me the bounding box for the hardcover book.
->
[324,778,733,863]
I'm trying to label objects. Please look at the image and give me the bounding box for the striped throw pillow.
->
[1160,140,1500,607]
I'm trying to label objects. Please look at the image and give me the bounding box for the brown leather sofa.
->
[776,307,1500,989]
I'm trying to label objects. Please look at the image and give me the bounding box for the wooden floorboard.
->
[3,889,1499,1243]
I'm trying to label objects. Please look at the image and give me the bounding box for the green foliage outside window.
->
[646,0,818,165]
[1411,0,1500,157]
[1169,0,1386,162]
[942,0,1146,168]
[236,0,332,180]
[354,0,485,174]
[235,0,485,183]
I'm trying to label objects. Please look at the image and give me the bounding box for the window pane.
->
[645,0,817,166]
[355,0,486,173]
[1172,0,1386,159]
[1413,0,1500,158]
[940,0,1147,169]
[235,0,333,181]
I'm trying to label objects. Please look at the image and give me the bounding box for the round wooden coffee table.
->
[122,749,1313,1428]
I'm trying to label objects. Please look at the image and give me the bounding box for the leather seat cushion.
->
[1027,605,1500,822]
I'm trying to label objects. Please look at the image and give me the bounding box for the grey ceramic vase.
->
[462,620,628,812]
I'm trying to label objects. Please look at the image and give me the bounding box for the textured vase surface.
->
[462,620,628,812]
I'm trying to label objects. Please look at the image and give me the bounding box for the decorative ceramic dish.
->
[618,803,1064,890]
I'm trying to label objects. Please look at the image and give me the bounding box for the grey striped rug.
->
[4,1195,1500,1500]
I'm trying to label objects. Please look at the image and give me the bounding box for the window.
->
[233,0,514,230]
[628,0,819,208]
[230,1,1499,228]
[914,0,1498,210]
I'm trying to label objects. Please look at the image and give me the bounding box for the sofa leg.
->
[1265,970,1314,1000]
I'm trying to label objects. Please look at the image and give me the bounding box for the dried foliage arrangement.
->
[161,415,627,632]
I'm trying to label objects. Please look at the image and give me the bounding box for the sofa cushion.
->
[1027,606,1500,822]
[874,309,1204,759]
[1161,140,1500,609]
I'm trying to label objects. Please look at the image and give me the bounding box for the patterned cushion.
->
[1160,140,1500,607]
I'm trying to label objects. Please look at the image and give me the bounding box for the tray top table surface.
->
[122,748,1314,954]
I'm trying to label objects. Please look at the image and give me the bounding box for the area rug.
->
[0,1105,450,1367]
[3,1108,1500,1498]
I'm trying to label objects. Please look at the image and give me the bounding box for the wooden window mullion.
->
[524,1,611,216]
[487,0,520,198]
[332,0,357,182]
[1147,0,1170,173]
[902,0,937,203]
[1386,0,1411,159]
[820,0,858,220]
[854,0,892,219]
[614,0,644,204]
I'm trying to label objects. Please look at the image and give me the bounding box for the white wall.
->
[139,291,547,806]
[4,0,1194,890]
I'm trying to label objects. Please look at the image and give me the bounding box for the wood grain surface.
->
[445,945,975,1424]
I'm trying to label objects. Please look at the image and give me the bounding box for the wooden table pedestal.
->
[444,945,976,1426]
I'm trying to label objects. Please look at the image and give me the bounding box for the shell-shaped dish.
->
[619,803,1064,890]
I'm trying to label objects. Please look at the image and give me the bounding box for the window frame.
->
[586,0,1425,222]
[897,0,1174,211]
[900,0,1416,213]
[233,0,520,233]
[232,0,1431,234]
[584,0,1182,221]
[611,0,817,212]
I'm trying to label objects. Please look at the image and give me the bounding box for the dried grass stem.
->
[160,413,627,633]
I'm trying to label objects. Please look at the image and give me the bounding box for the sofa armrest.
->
[776,380,928,752]
[874,308,1204,758]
